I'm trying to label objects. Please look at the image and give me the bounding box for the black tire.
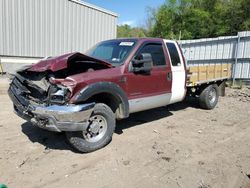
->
[66,103,116,153]
[199,84,219,110]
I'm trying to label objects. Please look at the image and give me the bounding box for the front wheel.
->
[66,103,116,153]
[199,84,219,110]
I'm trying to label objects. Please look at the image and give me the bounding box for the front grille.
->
[8,78,34,120]
[8,87,25,111]
[12,77,30,94]
[9,78,30,105]
[11,74,48,104]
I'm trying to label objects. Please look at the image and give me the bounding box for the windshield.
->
[86,39,137,66]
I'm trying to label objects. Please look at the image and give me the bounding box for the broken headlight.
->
[49,85,71,105]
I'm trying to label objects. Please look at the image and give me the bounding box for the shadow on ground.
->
[21,98,199,152]
[115,107,173,134]
[115,97,199,134]
[21,122,73,152]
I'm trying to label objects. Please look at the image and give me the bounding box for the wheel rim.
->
[83,115,108,143]
[208,88,217,105]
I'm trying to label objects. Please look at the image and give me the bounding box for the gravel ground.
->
[0,87,250,188]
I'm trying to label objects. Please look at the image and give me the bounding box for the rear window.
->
[166,43,181,66]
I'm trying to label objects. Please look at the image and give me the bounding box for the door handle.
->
[167,72,172,81]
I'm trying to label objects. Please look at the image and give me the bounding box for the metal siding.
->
[63,0,68,54]
[246,39,250,58]
[79,5,84,52]
[90,8,94,45]
[0,0,117,57]
[86,7,91,50]
[181,32,250,80]
[23,0,29,55]
[82,7,87,51]
[0,0,3,55]
[4,0,9,55]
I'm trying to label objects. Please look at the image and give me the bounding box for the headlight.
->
[49,86,71,105]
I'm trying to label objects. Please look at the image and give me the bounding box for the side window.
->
[166,43,181,66]
[138,43,166,66]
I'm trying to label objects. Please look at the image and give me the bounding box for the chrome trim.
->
[33,103,95,123]
[30,116,90,132]
[9,77,95,132]
[52,89,65,97]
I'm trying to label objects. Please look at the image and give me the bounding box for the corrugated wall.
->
[180,31,250,80]
[0,0,117,58]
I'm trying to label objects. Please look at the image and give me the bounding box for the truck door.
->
[126,41,172,113]
[164,40,186,104]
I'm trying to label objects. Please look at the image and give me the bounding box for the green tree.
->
[117,25,147,38]
[149,0,250,40]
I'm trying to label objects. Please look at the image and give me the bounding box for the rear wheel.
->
[199,84,219,110]
[66,103,115,153]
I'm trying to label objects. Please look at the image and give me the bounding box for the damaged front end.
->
[8,52,111,132]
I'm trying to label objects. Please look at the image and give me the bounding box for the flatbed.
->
[187,63,231,86]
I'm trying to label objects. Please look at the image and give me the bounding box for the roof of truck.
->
[116,37,174,41]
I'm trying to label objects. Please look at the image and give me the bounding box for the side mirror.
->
[131,53,153,74]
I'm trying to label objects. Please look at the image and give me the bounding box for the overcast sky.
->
[84,0,165,27]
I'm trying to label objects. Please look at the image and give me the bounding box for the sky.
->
[84,0,165,27]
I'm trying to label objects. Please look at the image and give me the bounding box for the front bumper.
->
[8,78,94,132]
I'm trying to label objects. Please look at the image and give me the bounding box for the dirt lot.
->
[0,85,250,188]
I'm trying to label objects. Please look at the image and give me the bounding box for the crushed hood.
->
[28,52,112,72]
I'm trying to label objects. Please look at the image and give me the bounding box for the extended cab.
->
[8,38,231,152]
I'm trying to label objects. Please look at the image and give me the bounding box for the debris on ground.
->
[198,180,211,188]
[161,157,171,162]
[152,142,158,150]
[18,157,30,168]
[157,151,164,155]
[153,129,160,134]
[122,160,130,166]
[227,87,250,102]
[198,161,205,165]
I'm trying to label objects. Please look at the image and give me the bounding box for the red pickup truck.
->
[8,38,230,152]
